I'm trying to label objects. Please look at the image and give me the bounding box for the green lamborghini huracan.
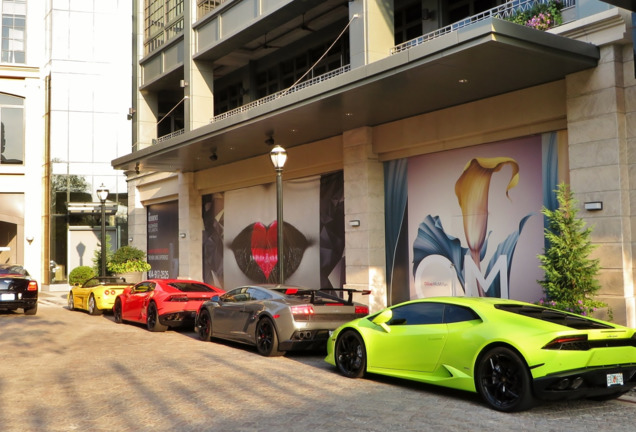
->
[325,296,636,412]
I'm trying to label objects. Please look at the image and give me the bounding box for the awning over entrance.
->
[113,17,599,174]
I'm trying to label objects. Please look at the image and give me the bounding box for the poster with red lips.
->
[202,172,345,290]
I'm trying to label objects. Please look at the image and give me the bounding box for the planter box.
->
[117,272,143,284]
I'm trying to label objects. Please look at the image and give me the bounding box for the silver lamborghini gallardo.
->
[195,284,370,356]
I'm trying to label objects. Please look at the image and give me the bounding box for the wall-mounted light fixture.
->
[349,220,361,227]
[127,107,136,120]
[584,201,603,211]
[180,79,188,88]
[128,238,133,243]
[26,235,34,244]
[179,233,187,238]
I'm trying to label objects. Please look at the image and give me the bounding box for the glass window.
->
[388,302,445,325]
[1,0,26,64]
[247,287,272,301]
[443,304,480,323]
[0,93,24,164]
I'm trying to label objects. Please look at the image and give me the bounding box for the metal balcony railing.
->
[392,0,576,54]
[210,65,351,123]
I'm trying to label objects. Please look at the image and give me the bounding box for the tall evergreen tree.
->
[537,183,608,317]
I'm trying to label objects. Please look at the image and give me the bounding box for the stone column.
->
[566,44,635,326]
[343,127,387,312]
[177,172,203,279]
[348,0,394,69]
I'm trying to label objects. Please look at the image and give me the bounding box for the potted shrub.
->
[107,245,151,283]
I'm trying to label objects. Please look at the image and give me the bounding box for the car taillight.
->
[27,281,38,291]
[290,305,315,315]
[355,305,369,315]
[543,335,590,350]
[168,295,189,302]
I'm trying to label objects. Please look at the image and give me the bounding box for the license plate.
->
[0,293,15,301]
[607,373,623,387]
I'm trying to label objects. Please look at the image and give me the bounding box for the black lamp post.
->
[269,145,287,284]
[96,183,109,277]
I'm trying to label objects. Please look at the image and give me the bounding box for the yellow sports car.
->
[68,276,133,315]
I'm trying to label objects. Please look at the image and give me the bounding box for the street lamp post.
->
[270,145,287,284]
[96,183,109,277]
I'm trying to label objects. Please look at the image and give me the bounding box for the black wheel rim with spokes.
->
[479,351,526,410]
[256,319,274,354]
[336,331,365,377]
[114,301,122,323]
[198,310,211,341]
[147,304,157,330]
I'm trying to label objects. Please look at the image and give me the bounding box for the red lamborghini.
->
[113,279,224,332]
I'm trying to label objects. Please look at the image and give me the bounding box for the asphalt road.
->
[0,292,635,432]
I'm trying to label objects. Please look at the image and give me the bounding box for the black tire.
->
[475,346,534,412]
[88,294,102,316]
[68,292,75,311]
[113,299,123,324]
[255,317,284,357]
[334,330,367,378]
[23,303,37,316]
[147,302,168,332]
[197,309,213,342]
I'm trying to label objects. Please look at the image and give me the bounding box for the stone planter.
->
[116,271,143,284]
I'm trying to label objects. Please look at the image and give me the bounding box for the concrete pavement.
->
[0,292,635,432]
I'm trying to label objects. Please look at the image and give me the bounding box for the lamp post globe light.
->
[269,145,287,284]
[96,183,109,277]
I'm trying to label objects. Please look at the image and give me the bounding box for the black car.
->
[0,264,38,315]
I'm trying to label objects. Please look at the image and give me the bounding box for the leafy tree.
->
[93,233,114,276]
[537,183,610,318]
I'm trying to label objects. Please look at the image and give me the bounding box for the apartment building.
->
[0,0,131,287]
[116,0,636,325]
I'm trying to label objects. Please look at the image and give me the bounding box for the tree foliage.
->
[537,183,609,318]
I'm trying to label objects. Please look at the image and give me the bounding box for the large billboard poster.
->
[147,201,179,279]
[202,172,345,290]
[384,135,553,304]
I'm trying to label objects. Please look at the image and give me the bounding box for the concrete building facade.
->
[0,0,132,287]
[116,0,636,326]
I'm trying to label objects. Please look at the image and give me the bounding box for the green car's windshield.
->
[495,304,614,330]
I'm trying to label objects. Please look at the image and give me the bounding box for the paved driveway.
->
[0,292,634,432]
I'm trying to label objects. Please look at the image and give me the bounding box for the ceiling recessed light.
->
[345,112,354,117]
[458,79,469,84]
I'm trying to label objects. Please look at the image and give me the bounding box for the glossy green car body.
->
[325,297,636,412]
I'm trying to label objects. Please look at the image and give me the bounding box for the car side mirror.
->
[371,309,393,333]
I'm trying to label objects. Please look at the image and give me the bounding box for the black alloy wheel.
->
[68,293,75,311]
[197,309,213,342]
[475,346,534,412]
[113,299,123,324]
[255,317,284,357]
[146,302,168,332]
[335,330,366,378]
[88,294,102,316]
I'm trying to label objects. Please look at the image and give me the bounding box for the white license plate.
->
[607,373,623,387]
[0,293,15,301]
